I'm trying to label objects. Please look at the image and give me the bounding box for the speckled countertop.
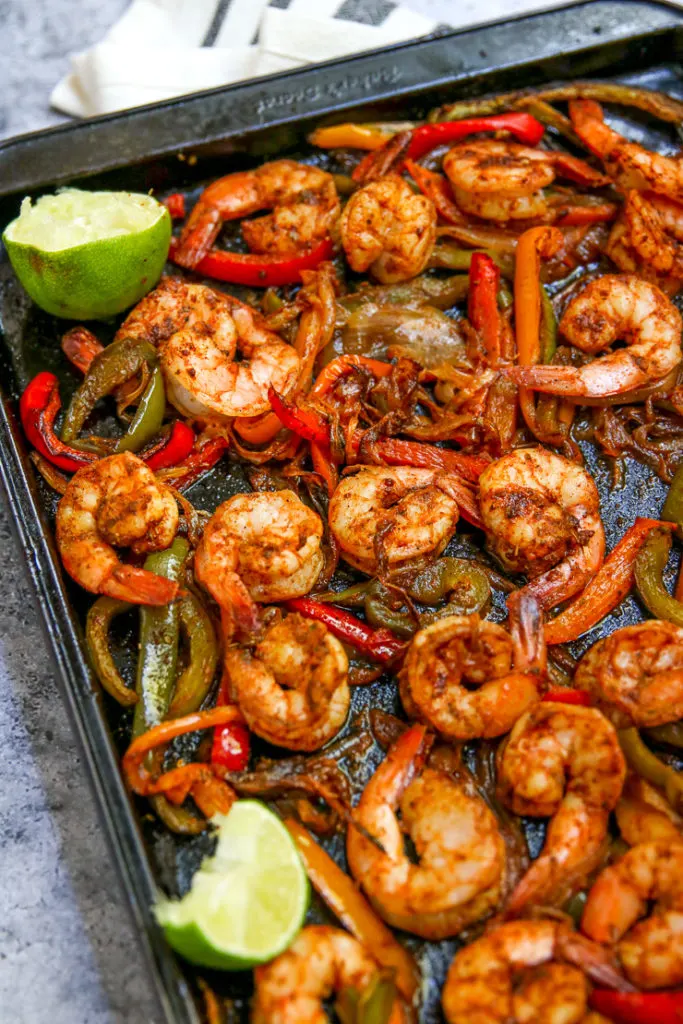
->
[0,0,619,1020]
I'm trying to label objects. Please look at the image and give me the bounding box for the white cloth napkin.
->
[50,0,444,118]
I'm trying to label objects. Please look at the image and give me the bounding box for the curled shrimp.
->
[478,447,605,611]
[252,925,405,1024]
[609,190,683,282]
[443,918,632,1024]
[173,159,340,269]
[616,774,682,846]
[56,452,179,605]
[194,490,323,634]
[223,612,350,751]
[443,140,608,222]
[117,277,299,421]
[400,592,544,740]
[510,275,683,398]
[582,840,683,989]
[340,174,437,283]
[328,466,460,575]
[574,620,683,729]
[497,702,626,915]
[346,724,506,939]
[570,98,683,202]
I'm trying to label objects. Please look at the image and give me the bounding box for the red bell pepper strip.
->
[405,112,545,161]
[268,387,329,443]
[157,436,229,491]
[169,236,334,287]
[285,598,406,664]
[20,372,98,474]
[589,989,683,1024]
[162,193,186,219]
[405,159,466,225]
[545,519,674,645]
[143,421,195,471]
[543,688,592,706]
[310,440,338,496]
[211,659,250,773]
[468,252,502,366]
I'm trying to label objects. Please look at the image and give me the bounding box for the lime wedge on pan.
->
[3,188,171,320]
[155,800,309,970]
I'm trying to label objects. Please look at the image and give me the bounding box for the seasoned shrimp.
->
[574,620,683,729]
[478,448,605,611]
[582,840,683,989]
[616,775,682,846]
[340,174,437,283]
[443,919,632,1024]
[223,613,349,750]
[329,466,460,575]
[400,593,544,740]
[173,159,340,269]
[252,925,405,1024]
[56,452,179,605]
[615,190,683,278]
[497,703,626,915]
[117,277,299,421]
[443,140,608,222]
[510,275,683,398]
[194,490,323,633]
[571,98,683,202]
[347,724,506,939]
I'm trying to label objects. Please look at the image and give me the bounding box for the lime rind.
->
[3,189,171,320]
[155,801,309,970]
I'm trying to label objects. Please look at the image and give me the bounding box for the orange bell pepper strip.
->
[310,439,338,496]
[514,226,564,435]
[308,123,396,151]
[544,519,674,645]
[285,817,421,1010]
[122,707,244,811]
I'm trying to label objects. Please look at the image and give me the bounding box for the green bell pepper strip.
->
[61,338,157,444]
[85,597,136,705]
[405,557,491,611]
[618,727,683,813]
[634,527,683,626]
[116,364,165,453]
[336,972,398,1024]
[132,537,189,738]
[167,591,219,717]
[662,461,683,534]
[364,591,416,640]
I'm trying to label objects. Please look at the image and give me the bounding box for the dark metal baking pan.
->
[1,2,683,1020]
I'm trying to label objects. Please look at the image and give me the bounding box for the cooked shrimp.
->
[223,613,349,750]
[606,192,683,293]
[443,140,608,222]
[570,98,683,202]
[346,724,506,939]
[400,592,544,740]
[56,452,179,605]
[443,919,632,1024]
[582,840,683,989]
[117,277,299,421]
[616,774,682,846]
[194,490,323,634]
[340,174,437,283]
[329,466,460,575]
[497,702,626,914]
[574,620,683,729]
[252,925,405,1024]
[510,275,683,398]
[173,159,340,269]
[478,447,605,611]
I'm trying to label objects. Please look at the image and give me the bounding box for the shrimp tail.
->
[508,363,646,398]
[558,930,636,993]
[104,565,179,605]
[508,591,546,674]
[173,207,222,269]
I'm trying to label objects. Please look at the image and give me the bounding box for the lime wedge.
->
[3,188,171,320]
[155,801,309,970]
